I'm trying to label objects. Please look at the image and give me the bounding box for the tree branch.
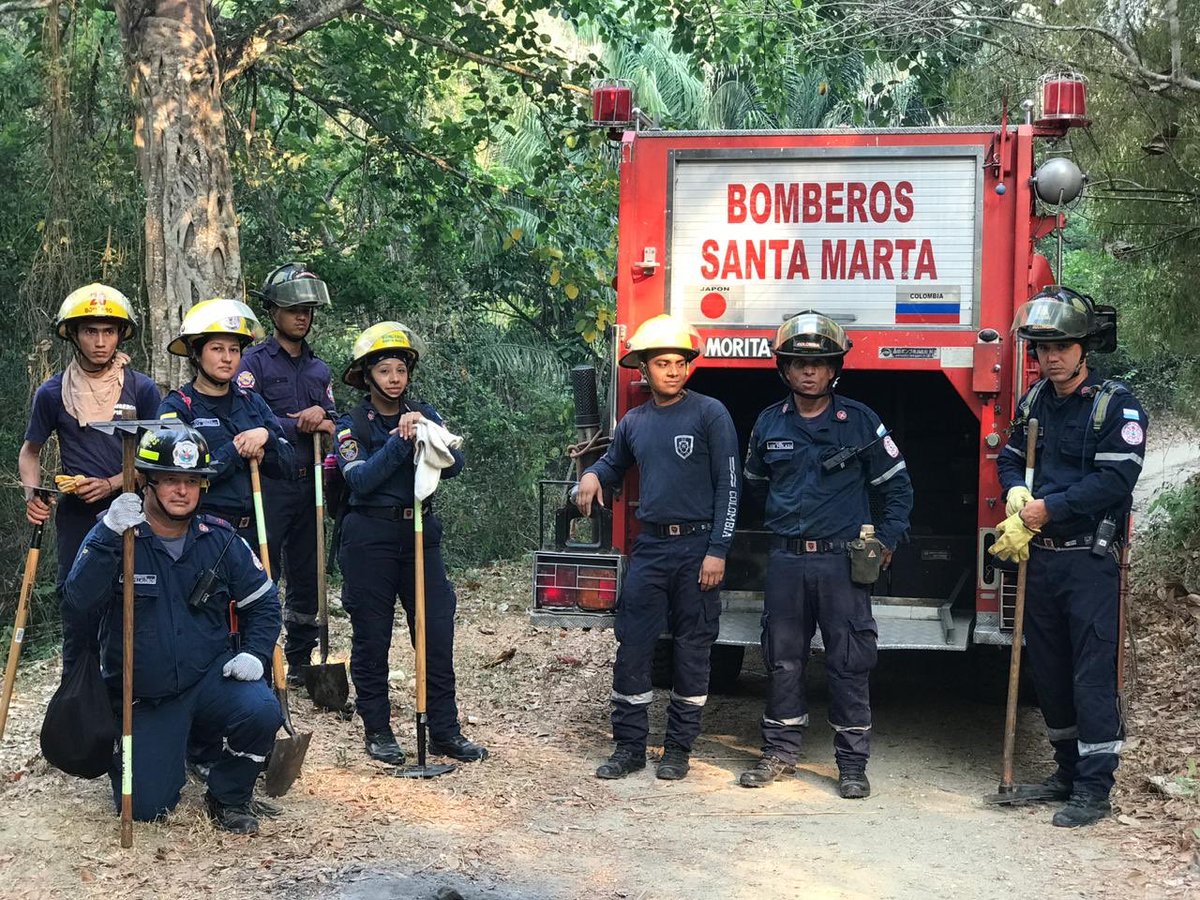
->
[0,0,50,13]
[221,0,363,85]
[259,62,475,182]
[357,7,589,97]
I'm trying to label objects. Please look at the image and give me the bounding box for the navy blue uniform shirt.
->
[25,370,161,476]
[334,397,464,507]
[585,390,740,559]
[236,337,336,466]
[744,393,912,549]
[63,514,279,699]
[158,384,295,513]
[998,374,1147,538]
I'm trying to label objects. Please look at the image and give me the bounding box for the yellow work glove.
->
[54,474,86,494]
[989,511,1038,564]
[1005,486,1034,516]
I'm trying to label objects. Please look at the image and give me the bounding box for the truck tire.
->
[707,645,746,694]
[650,638,674,689]
[650,641,746,693]
[965,645,1037,706]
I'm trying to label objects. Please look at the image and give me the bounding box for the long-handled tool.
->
[249,459,312,797]
[985,418,1041,805]
[87,418,177,848]
[302,433,349,711]
[0,493,50,741]
[394,501,455,779]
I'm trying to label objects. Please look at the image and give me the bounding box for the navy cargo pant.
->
[112,656,282,821]
[338,510,461,741]
[612,531,721,754]
[1024,545,1123,798]
[57,495,114,670]
[263,472,320,670]
[760,547,877,769]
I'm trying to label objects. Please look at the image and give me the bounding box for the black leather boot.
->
[205,792,260,834]
[838,766,871,799]
[428,734,489,762]
[738,755,795,788]
[596,746,646,779]
[1052,792,1111,827]
[656,744,690,781]
[364,729,406,765]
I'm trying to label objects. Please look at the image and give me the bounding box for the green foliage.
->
[1147,477,1200,552]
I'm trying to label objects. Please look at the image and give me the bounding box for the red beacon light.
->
[1036,70,1089,130]
[590,79,636,128]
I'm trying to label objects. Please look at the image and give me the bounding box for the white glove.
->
[102,492,146,532]
[222,652,264,682]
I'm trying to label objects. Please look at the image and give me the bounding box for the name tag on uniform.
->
[193,418,220,428]
[766,440,794,451]
[118,574,158,585]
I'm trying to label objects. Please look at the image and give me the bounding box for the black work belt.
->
[774,537,848,555]
[350,504,431,522]
[1032,534,1094,550]
[650,521,711,538]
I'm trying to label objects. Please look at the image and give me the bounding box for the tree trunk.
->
[116,0,241,389]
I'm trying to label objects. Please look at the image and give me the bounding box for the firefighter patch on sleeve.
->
[236,371,256,389]
[339,439,360,461]
[883,436,900,458]
[1121,422,1144,446]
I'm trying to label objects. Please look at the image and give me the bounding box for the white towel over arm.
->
[414,420,464,502]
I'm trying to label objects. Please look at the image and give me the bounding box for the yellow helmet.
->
[342,321,427,389]
[619,314,703,368]
[167,298,264,357]
[55,283,137,341]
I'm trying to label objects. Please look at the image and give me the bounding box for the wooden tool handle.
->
[0,525,43,741]
[414,504,427,714]
[314,435,329,664]
[1000,417,1038,791]
[120,435,136,848]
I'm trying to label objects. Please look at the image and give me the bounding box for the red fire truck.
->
[532,77,1095,690]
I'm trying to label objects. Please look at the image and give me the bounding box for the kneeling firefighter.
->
[334,322,487,765]
[739,311,912,798]
[62,425,283,834]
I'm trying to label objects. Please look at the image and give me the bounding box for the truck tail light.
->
[533,552,624,612]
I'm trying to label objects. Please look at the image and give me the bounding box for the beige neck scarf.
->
[61,351,130,427]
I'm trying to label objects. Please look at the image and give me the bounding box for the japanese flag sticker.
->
[883,436,900,458]
[1121,422,1144,446]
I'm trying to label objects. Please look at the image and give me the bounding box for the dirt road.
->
[1,569,1191,900]
[1,428,1197,899]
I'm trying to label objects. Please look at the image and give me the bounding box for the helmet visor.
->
[268,278,330,308]
[776,312,849,355]
[1013,298,1090,340]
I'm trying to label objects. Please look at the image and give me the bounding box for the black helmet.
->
[135,424,218,477]
[258,263,331,309]
[1014,286,1112,351]
[774,311,853,360]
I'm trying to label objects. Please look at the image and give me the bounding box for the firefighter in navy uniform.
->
[992,286,1146,828]
[739,311,912,798]
[158,298,294,546]
[334,322,487,766]
[19,284,161,667]
[238,264,337,684]
[62,425,283,834]
[576,315,739,781]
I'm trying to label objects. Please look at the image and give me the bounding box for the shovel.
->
[393,501,455,779]
[984,418,1040,806]
[88,417,178,848]
[0,492,50,741]
[249,459,312,797]
[302,434,350,711]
